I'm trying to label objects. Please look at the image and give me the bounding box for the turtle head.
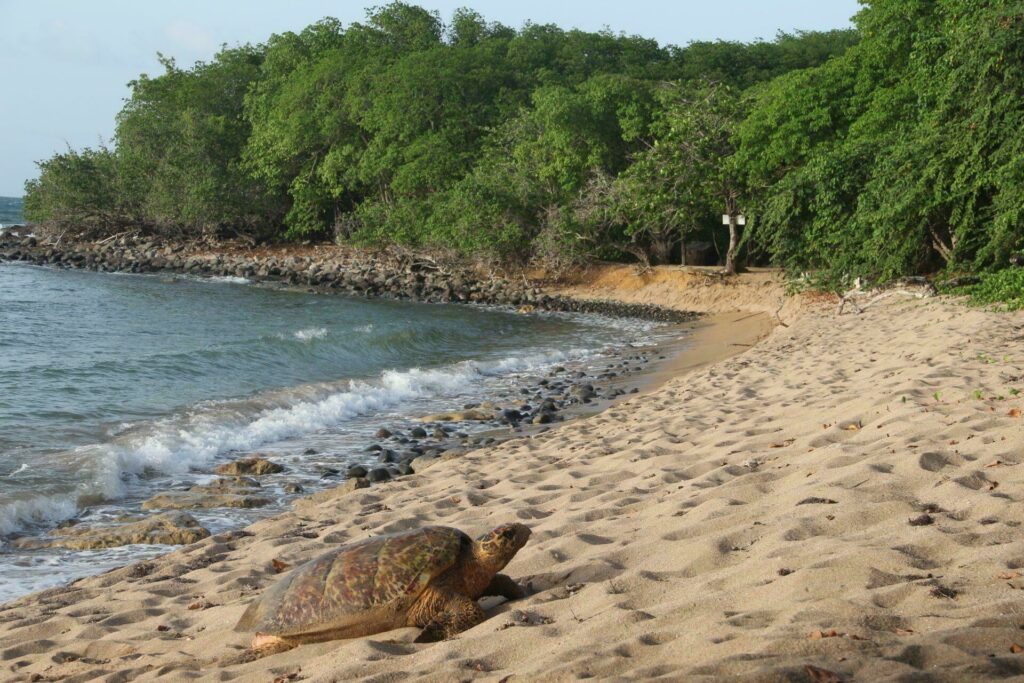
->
[475,523,531,571]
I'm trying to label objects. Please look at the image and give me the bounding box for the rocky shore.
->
[7,338,666,552]
[1,233,695,557]
[0,232,695,322]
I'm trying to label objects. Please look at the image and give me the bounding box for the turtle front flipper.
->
[481,573,526,600]
[413,593,486,642]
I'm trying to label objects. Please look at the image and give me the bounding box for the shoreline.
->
[0,259,727,602]
[641,311,775,388]
[6,278,1023,680]
[0,269,802,669]
[450,311,777,456]
[0,233,698,323]
[11,242,1024,680]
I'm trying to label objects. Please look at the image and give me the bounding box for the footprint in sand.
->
[637,631,680,646]
[144,584,195,598]
[892,544,942,570]
[782,520,827,542]
[516,507,552,520]
[574,508,620,523]
[953,471,994,490]
[576,533,614,545]
[97,608,164,627]
[1,639,59,661]
[918,451,956,472]
[723,610,777,629]
[523,492,562,506]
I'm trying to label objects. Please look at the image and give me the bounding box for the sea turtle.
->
[234,522,531,652]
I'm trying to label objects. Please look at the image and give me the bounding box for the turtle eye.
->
[501,527,516,539]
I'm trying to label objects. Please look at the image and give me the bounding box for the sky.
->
[0,0,861,197]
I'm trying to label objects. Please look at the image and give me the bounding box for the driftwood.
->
[774,300,789,328]
[94,231,134,246]
[837,277,937,315]
[936,275,981,290]
[47,229,68,247]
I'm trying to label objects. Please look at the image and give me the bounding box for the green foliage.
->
[23,146,125,233]
[951,269,1024,311]
[739,0,1024,290]
[25,2,856,264]
[675,29,860,89]
[116,46,274,235]
[580,81,745,267]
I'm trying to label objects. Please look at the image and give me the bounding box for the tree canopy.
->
[23,2,920,276]
[738,0,1024,286]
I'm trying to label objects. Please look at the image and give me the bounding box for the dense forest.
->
[22,1,1024,291]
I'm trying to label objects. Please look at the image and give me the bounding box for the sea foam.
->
[293,327,327,341]
[0,347,585,537]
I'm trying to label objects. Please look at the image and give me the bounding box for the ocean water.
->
[0,196,24,228]
[0,262,673,600]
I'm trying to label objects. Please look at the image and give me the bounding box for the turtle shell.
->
[235,526,468,640]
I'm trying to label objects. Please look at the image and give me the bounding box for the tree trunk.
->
[649,236,672,266]
[928,225,953,263]
[725,214,739,275]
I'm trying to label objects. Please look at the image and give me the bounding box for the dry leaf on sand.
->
[805,664,844,682]
[809,629,840,640]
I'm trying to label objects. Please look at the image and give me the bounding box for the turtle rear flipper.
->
[252,633,297,656]
[218,635,295,666]
[413,593,486,642]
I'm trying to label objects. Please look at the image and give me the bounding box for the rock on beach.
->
[214,456,284,476]
[12,511,210,550]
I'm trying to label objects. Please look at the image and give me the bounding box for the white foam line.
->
[0,347,588,536]
[293,327,327,342]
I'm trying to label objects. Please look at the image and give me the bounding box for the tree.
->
[23,4,857,263]
[738,0,1024,285]
[23,146,125,234]
[116,46,270,235]
[634,81,746,272]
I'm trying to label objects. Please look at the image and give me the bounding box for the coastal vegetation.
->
[22,1,1024,294]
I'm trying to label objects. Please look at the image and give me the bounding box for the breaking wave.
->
[0,347,584,537]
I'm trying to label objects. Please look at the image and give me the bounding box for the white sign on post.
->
[722,214,747,225]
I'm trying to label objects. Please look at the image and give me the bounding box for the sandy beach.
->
[2,270,1023,682]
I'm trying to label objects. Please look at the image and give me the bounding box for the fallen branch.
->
[839,288,934,315]
[837,276,937,315]
[45,229,68,247]
[94,231,133,246]
[936,275,980,290]
[774,299,789,328]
